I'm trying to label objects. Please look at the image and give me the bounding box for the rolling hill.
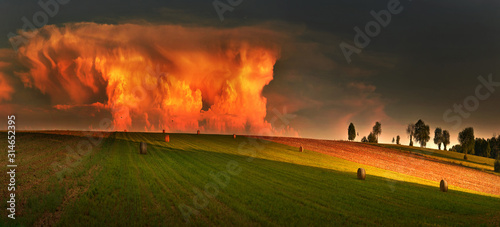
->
[1,132,499,226]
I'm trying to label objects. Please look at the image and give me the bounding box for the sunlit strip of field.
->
[373,143,498,174]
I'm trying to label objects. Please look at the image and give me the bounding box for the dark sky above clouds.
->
[1,0,499,148]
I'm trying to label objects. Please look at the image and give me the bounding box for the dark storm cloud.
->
[1,0,499,146]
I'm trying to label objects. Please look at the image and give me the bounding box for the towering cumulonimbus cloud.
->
[14,23,293,135]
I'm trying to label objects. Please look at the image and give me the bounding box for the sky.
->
[0,0,499,148]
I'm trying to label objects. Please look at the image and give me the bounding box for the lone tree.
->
[434,128,443,150]
[361,136,368,143]
[414,119,430,147]
[458,127,475,159]
[396,135,400,145]
[406,124,415,146]
[372,122,382,143]
[348,123,356,141]
[392,137,395,143]
[442,130,450,150]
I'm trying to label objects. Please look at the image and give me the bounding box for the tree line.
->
[347,120,500,161]
[349,122,381,143]
[451,133,500,160]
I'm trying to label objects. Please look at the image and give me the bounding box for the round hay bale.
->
[165,135,170,142]
[357,168,366,180]
[440,179,448,192]
[197,130,200,135]
[233,134,236,139]
[139,142,147,154]
[299,146,303,152]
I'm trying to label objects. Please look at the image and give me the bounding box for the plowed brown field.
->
[257,136,500,196]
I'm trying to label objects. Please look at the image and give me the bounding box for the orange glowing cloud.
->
[13,23,291,134]
[0,49,15,102]
[0,71,13,102]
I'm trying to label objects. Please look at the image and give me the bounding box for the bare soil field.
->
[256,137,500,196]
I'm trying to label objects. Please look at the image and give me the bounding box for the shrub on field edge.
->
[494,158,500,173]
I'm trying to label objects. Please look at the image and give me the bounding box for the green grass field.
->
[1,132,499,226]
